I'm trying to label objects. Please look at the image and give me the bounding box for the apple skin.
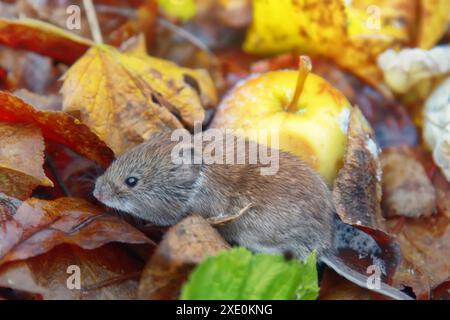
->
[211,70,353,184]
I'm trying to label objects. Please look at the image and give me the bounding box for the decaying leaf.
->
[432,281,450,300]
[415,0,450,49]
[138,215,229,300]
[433,170,450,219]
[0,91,114,167]
[107,0,158,47]
[388,214,450,298]
[243,0,414,94]
[62,44,218,155]
[0,18,93,64]
[319,269,386,300]
[0,46,62,94]
[423,77,450,181]
[0,244,144,299]
[380,148,436,218]
[331,108,406,283]
[333,107,385,232]
[0,122,53,199]
[0,195,151,266]
[13,89,62,111]
[377,47,450,94]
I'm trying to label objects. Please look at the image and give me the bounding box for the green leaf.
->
[158,0,196,22]
[180,247,319,300]
[295,251,320,300]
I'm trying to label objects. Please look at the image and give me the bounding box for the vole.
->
[93,131,412,300]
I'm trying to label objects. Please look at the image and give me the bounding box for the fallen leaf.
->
[432,281,450,300]
[423,77,450,181]
[331,108,409,284]
[40,141,103,200]
[415,0,450,49]
[0,18,93,64]
[13,89,62,111]
[334,218,402,284]
[0,122,53,199]
[388,214,450,298]
[243,0,414,95]
[319,268,387,300]
[16,0,144,44]
[0,91,114,167]
[377,47,450,94]
[390,257,430,299]
[0,244,144,299]
[0,194,151,266]
[333,107,385,232]
[62,44,218,154]
[107,0,157,47]
[244,0,347,57]
[0,46,63,93]
[138,215,229,300]
[380,148,436,218]
[181,248,319,300]
[433,170,450,219]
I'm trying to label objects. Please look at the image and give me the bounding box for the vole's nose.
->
[93,182,108,202]
[93,187,101,200]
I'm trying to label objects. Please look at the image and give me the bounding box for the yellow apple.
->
[211,56,352,184]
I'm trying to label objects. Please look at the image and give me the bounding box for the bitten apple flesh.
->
[211,70,352,184]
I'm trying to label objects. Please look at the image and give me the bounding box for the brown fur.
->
[94,131,412,300]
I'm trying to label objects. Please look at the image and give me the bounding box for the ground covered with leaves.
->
[0,0,449,300]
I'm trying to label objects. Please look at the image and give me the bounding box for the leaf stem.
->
[83,0,103,44]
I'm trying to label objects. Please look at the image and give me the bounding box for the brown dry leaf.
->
[391,257,431,299]
[319,268,388,300]
[432,281,450,300]
[0,46,62,93]
[0,122,53,199]
[62,44,218,155]
[0,244,144,299]
[331,108,406,283]
[15,0,145,43]
[388,214,450,299]
[433,170,450,219]
[415,0,450,49]
[0,18,93,64]
[333,107,385,232]
[0,91,114,167]
[381,149,436,218]
[13,89,62,111]
[138,215,229,300]
[0,194,151,266]
[107,0,157,47]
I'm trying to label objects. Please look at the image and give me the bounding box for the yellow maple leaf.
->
[61,44,217,155]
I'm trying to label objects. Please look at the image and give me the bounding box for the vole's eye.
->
[125,177,138,187]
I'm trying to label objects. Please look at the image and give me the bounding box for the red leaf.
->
[0,194,151,266]
[0,91,114,168]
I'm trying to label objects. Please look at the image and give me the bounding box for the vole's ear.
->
[170,142,202,182]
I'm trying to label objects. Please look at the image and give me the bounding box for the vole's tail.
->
[320,254,413,300]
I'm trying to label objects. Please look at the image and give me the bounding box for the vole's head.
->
[93,131,201,226]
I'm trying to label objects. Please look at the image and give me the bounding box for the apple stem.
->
[286,56,312,113]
